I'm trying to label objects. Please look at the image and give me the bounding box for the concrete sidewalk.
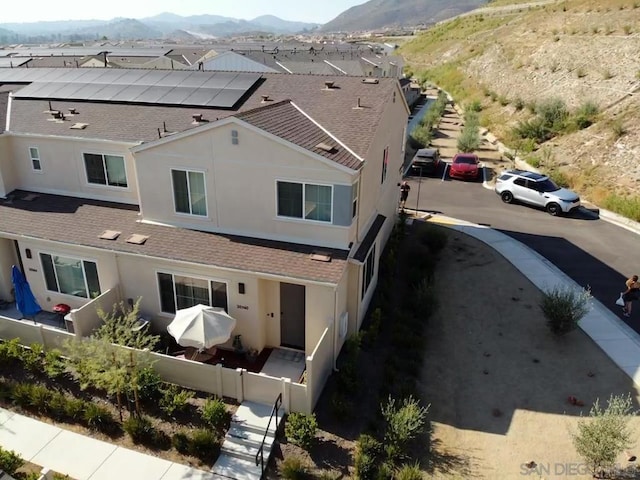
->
[427,214,640,388]
[0,407,216,480]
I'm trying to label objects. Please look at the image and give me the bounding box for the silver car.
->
[495,170,580,216]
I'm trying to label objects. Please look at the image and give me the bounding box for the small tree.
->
[571,394,636,477]
[457,127,480,153]
[381,395,429,460]
[540,285,591,335]
[94,298,159,351]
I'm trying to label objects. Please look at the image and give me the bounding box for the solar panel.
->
[155,86,197,104]
[110,84,151,102]
[134,85,174,103]
[67,82,106,100]
[228,73,262,90]
[52,83,86,98]
[176,72,212,88]
[201,72,237,89]
[181,88,221,106]
[154,71,189,87]
[32,82,69,98]
[94,83,128,101]
[136,70,170,85]
[113,70,148,85]
[207,89,245,108]
[55,69,91,83]
[15,82,49,97]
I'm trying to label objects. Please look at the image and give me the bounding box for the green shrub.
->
[336,361,359,394]
[29,384,51,412]
[417,223,448,254]
[44,349,67,379]
[48,391,69,420]
[354,434,382,480]
[83,403,115,432]
[64,397,86,421]
[547,169,570,188]
[171,432,191,454]
[22,343,44,373]
[159,384,193,417]
[12,382,34,408]
[201,397,229,431]
[571,100,599,130]
[610,119,627,138]
[0,447,24,475]
[537,97,568,130]
[498,95,510,106]
[540,285,592,336]
[188,428,218,460]
[513,118,549,142]
[331,392,353,420]
[382,396,429,452]
[513,97,525,110]
[396,462,423,480]
[526,155,542,168]
[136,367,163,403]
[285,412,318,450]
[410,127,432,149]
[123,415,155,444]
[601,194,640,222]
[279,456,309,479]
[457,127,480,153]
[467,99,482,112]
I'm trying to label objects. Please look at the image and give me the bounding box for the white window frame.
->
[156,270,228,315]
[275,179,333,224]
[170,168,208,218]
[29,146,42,172]
[82,152,129,189]
[39,251,101,299]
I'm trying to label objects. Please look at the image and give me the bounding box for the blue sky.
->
[2,0,368,24]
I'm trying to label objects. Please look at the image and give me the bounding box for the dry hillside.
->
[400,0,640,211]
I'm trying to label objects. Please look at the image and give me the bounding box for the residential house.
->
[0,68,408,409]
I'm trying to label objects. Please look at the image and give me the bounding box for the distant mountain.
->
[321,0,488,32]
[0,13,318,43]
[74,19,162,41]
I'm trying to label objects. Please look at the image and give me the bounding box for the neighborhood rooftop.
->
[2,69,399,160]
[0,191,349,284]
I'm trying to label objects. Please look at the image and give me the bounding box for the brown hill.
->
[401,0,640,210]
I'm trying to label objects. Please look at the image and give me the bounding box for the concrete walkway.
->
[0,407,216,480]
[425,213,640,388]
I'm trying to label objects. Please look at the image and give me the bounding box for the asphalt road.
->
[405,169,640,333]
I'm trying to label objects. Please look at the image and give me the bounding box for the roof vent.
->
[310,252,332,263]
[99,230,121,240]
[126,234,149,245]
[192,113,207,124]
[68,107,78,115]
[315,142,337,154]
[261,94,271,103]
[352,98,363,110]
[362,78,379,84]
[324,80,335,90]
[70,123,89,130]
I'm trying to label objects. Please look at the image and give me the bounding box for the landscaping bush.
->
[136,367,163,403]
[410,127,432,149]
[570,100,599,130]
[188,428,218,460]
[201,397,229,431]
[540,285,592,336]
[513,117,549,143]
[0,339,24,365]
[382,396,429,453]
[457,124,480,153]
[64,397,86,422]
[83,402,116,432]
[171,431,191,454]
[48,391,69,420]
[395,462,423,480]
[285,412,318,450]
[336,360,359,394]
[28,384,51,413]
[159,384,193,417]
[537,97,568,131]
[43,349,67,379]
[354,434,382,480]
[0,446,24,475]
[123,415,155,444]
[23,343,44,373]
[11,382,34,409]
[467,99,482,112]
[279,456,309,479]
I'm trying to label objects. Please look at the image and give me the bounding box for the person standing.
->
[399,181,411,209]
[622,275,640,318]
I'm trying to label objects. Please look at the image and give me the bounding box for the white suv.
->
[495,170,581,216]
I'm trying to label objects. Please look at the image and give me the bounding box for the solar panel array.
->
[8,68,263,108]
[3,47,171,58]
[0,58,31,68]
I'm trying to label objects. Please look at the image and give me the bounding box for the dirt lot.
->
[421,228,640,480]
[270,226,640,479]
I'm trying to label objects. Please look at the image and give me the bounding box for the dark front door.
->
[280,282,305,350]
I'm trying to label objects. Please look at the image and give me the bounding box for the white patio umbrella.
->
[167,304,236,349]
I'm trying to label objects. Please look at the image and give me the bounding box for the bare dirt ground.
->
[422,228,640,480]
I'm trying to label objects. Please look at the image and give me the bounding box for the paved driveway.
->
[405,174,640,333]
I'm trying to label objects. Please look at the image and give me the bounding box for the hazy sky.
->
[2,0,369,24]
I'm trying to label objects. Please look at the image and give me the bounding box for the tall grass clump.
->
[540,285,592,335]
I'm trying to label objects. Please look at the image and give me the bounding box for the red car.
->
[449,153,480,180]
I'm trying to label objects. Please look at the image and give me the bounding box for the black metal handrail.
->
[255,392,283,475]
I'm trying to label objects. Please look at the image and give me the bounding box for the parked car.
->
[449,153,480,180]
[409,148,440,176]
[494,169,581,216]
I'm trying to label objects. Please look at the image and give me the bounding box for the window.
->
[172,169,207,216]
[157,272,228,314]
[352,181,359,219]
[514,178,528,188]
[381,146,388,183]
[277,181,332,223]
[40,253,101,299]
[83,153,127,187]
[29,147,41,171]
[361,244,376,299]
[231,129,239,145]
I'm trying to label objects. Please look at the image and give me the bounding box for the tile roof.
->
[236,100,361,169]
[0,191,348,285]
[6,71,399,161]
